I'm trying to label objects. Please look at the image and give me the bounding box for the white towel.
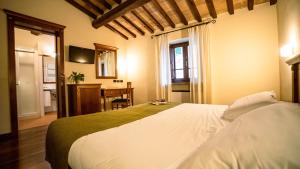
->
[44,91,51,107]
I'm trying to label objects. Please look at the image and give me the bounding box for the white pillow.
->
[222,102,275,121]
[228,91,277,109]
[222,91,278,121]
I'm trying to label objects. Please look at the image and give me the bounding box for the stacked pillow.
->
[221,91,278,121]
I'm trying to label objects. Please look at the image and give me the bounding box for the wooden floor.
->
[0,126,51,169]
[19,112,57,130]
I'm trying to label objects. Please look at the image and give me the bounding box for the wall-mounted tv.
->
[69,45,95,64]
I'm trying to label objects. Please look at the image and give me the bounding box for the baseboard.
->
[0,132,16,141]
[18,112,40,120]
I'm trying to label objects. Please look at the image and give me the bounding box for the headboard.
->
[286,54,300,103]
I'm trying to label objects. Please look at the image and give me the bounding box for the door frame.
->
[3,9,66,139]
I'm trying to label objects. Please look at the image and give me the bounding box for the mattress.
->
[68,103,229,169]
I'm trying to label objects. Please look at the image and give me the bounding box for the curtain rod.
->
[151,19,216,38]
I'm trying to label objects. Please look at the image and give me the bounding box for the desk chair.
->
[112,82,132,110]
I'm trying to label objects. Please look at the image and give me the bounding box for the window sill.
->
[171,80,190,84]
[172,90,190,92]
[172,82,190,85]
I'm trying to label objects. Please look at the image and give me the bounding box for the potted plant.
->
[68,71,85,84]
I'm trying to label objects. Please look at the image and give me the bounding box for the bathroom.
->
[14,27,57,130]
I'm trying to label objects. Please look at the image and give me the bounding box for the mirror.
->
[95,43,118,79]
[43,55,56,83]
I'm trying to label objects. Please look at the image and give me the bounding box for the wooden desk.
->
[101,88,134,111]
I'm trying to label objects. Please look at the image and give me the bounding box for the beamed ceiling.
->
[66,0,277,40]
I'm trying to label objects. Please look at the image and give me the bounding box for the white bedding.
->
[178,102,300,169]
[68,103,228,169]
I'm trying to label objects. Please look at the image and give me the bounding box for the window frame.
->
[169,42,189,83]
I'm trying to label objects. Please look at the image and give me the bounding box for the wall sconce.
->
[280,44,294,58]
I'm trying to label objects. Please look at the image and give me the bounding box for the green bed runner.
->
[46,103,180,169]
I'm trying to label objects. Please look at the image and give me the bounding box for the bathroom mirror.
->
[43,55,56,83]
[94,43,118,79]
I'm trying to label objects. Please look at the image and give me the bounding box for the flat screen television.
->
[69,45,95,64]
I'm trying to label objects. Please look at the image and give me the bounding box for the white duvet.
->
[178,102,300,169]
[68,103,228,169]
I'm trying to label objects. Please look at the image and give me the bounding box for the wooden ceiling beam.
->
[121,15,145,35]
[105,24,129,40]
[83,0,104,15]
[113,20,136,38]
[131,10,154,33]
[185,0,202,22]
[92,0,151,28]
[142,6,164,31]
[168,0,188,25]
[66,0,97,19]
[270,0,277,5]
[113,0,122,4]
[226,0,234,15]
[98,0,112,10]
[205,0,217,18]
[152,0,175,28]
[247,0,254,10]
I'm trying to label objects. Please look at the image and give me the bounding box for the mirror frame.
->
[42,55,56,83]
[94,43,118,79]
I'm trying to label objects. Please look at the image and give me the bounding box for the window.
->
[170,42,189,83]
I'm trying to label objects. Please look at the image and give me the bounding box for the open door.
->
[55,31,66,118]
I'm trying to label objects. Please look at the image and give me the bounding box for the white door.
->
[16,51,41,118]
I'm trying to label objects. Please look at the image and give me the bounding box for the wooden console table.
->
[68,84,101,116]
[101,88,134,111]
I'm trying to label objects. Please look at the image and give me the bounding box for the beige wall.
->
[276,0,300,102]
[0,0,127,134]
[127,3,280,105]
[210,3,280,104]
[126,36,156,104]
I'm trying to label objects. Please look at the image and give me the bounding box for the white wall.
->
[0,0,128,134]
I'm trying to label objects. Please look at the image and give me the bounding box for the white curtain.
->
[100,52,115,76]
[155,34,172,101]
[99,53,105,76]
[106,52,115,76]
[188,24,211,104]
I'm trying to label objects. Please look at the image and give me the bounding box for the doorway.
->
[15,28,58,130]
[4,10,66,138]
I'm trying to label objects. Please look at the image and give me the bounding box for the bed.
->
[46,57,300,169]
[67,103,229,169]
[46,103,180,169]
